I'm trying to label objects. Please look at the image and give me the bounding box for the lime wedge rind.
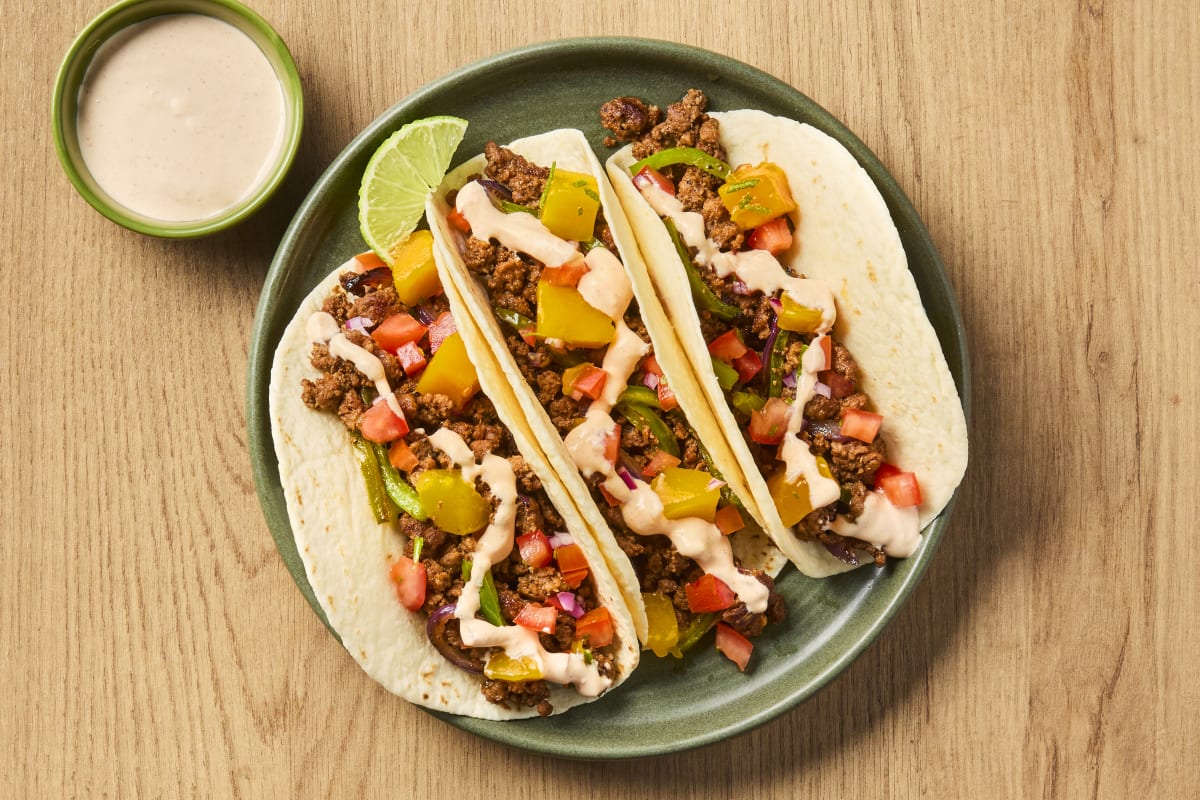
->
[358,115,468,263]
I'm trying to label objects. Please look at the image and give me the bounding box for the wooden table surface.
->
[6,1,1196,796]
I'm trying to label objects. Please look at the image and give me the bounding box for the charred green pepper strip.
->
[711,356,739,391]
[496,307,534,332]
[370,442,428,520]
[352,433,397,524]
[768,331,794,397]
[616,401,680,458]
[498,199,536,215]
[675,612,719,654]
[730,391,767,415]
[617,385,661,409]
[463,560,505,627]
[630,146,732,181]
[664,218,740,322]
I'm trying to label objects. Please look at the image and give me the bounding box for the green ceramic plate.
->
[246,38,969,759]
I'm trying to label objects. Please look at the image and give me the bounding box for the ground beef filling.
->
[458,146,784,641]
[603,91,893,564]
[299,276,615,714]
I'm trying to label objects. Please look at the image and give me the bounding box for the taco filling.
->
[297,251,619,714]
[441,143,784,665]
[601,90,925,567]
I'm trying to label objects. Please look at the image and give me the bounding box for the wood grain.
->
[4,0,1197,796]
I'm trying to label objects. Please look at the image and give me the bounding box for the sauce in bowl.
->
[76,13,286,223]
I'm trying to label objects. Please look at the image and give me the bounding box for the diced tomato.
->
[633,167,675,196]
[360,400,409,443]
[355,250,387,270]
[563,363,608,401]
[514,603,557,635]
[574,607,614,648]
[516,530,553,568]
[641,450,682,478]
[602,424,620,465]
[389,556,426,611]
[447,208,471,234]
[841,408,883,443]
[371,313,427,353]
[427,311,457,354]
[714,504,745,535]
[685,574,737,613]
[641,353,663,376]
[657,379,679,412]
[819,335,832,370]
[732,350,763,384]
[872,462,903,488]
[555,544,590,589]
[542,262,590,287]
[879,471,922,507]
[394,341,428,376]
[746,217,792,255]
[715,622,753,672]
[388,439,419,472]
[708,330,748,362]
[748,397,789,445]
[598,484,622,507]
[818,369,855,398]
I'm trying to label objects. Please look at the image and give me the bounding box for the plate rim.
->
[246,35,970,759]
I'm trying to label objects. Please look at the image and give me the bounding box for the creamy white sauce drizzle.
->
[456,181,583,267]
[426,427,609,696]
[578,247,633,318]
[308,310,405,419]
[637,180,916,556]
[76,14,286,222]
[830,491,921,557]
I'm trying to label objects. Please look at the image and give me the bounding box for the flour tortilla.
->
[269,266,639,718]
[606,109,968,577]
[426,129,787,644]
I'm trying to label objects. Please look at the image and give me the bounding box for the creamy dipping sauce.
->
[76,14,286,222]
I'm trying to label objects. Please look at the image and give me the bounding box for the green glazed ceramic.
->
[52,0,303,238]
[246,38,970,759]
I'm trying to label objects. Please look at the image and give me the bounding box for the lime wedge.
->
[358,116,468,263]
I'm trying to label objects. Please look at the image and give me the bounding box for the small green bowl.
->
[52,0,303,238]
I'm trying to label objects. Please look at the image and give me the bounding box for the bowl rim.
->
[51,0,304,238]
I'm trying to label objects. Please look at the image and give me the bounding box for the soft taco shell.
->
[606,109,968,577]
[426,129,786,643]
[269,266,639,718]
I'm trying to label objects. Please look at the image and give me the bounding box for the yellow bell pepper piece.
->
[718,162,797,230]
[777,294,824,333]
[535,281,615,347]
[767,469,812,527]
[650,467,721,523]
[483,652,543,682]
[415,332,479,411]
[642,592,680,658]
[414,469,490,536]
[539,168,600,242]
[768,457,834,526]
[390,230,441,305]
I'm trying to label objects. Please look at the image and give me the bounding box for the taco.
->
[268,244,640,718]
[599,90,969,577]
[426,130,788,670]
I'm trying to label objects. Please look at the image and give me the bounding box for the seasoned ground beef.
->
[599,96,662,144]
[484,142,548,205]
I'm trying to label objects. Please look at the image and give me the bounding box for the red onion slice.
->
[615,465,637,491]
[345,316,373,333]
[642,372,660,390]
[823,539,860,566]
[813,380,831,398]
[556,591,586,619]
[706,477,726,492]
[731,279,753,296]
[547,532,574,550]
[425,604,484,674]
[783,370,798,390]
[413,305,435,326]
